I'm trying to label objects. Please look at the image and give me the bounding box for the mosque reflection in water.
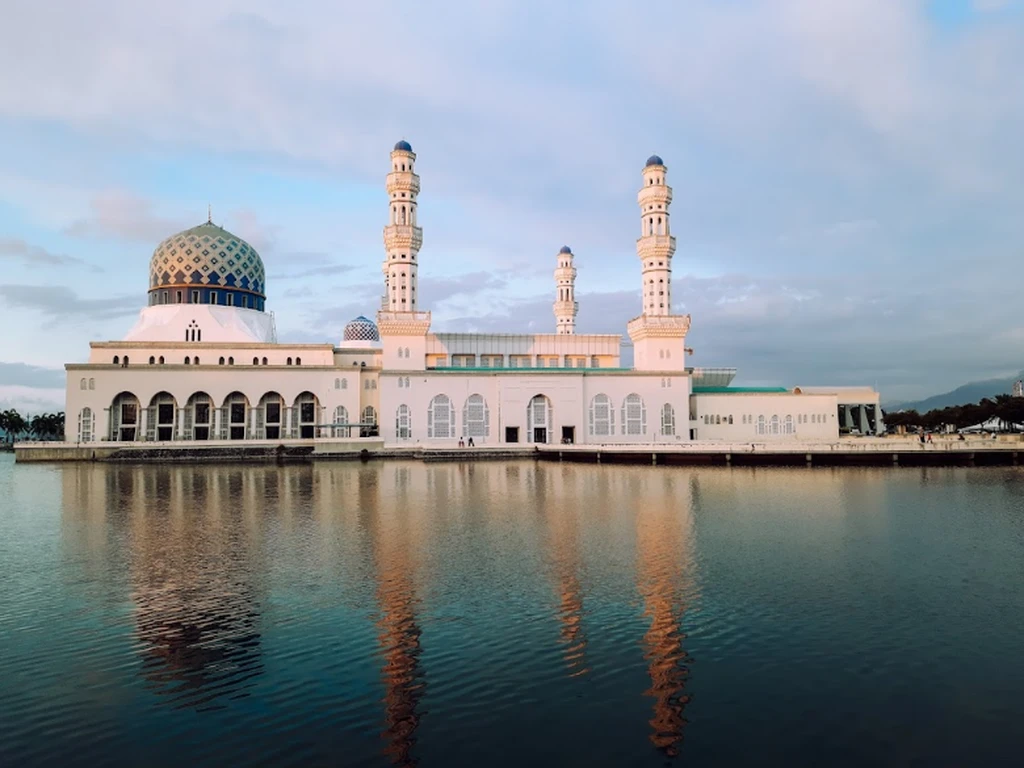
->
[61,459,696,762]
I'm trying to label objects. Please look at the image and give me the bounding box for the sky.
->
[1,0,1023,411]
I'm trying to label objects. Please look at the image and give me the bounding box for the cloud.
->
[0,237,100,271]
[1,1,1024,402]
[0,361,66,389]
[268,252,356,281]
[0,385,65,414]
[64,190,189,243]
[0,284,139,327]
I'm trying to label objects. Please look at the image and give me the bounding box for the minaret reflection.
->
[370,465,425,766]
[110,465,266,709]
[636,472,696,758]
[546,466,589,677]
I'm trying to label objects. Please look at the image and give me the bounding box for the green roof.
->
[692,386,789,394]
[428,367,635,373]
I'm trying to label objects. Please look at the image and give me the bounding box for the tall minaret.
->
[382,140,423,312]
[553,245,578,335]
[627,154,690,374]
[637,155,675,316]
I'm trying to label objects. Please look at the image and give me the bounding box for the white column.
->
[214,408,222,440]
[176,408,185,441]
[139,407,148,442]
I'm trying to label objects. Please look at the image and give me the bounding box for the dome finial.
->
[207,203,212,224]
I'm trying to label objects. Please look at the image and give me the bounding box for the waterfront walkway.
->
[13,435,1024,466]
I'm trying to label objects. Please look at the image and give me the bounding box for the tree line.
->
[884,394,1024,432]
[0,409,65,443]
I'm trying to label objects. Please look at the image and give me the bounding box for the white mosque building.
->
[63,142,882,447]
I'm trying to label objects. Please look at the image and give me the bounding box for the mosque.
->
[63,142,883,446]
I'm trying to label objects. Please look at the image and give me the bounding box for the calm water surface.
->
[2,455,1024,766]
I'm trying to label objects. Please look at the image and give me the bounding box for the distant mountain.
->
[889,372,1024,413]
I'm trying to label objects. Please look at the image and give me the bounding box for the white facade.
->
[62,143,883,446]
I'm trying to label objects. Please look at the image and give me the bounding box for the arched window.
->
[228,357,234,365]
[396,404,412,439]
[219,357,225,365]
[122,356,129,367]
[184,356,191,365]
[88,378,95,390]
[404,377,410,388]
[80,378,87,390]
[757,415,766,435]
[333,405,349,438]
[193,357,200,365]
[334,378,341,390]
[371,380,377,390]
[158,357,164,365]
[661,403,675,436]
[770,415,780,435]
[254,357,259,365]
[527,395,552,443]
[295,357,301,366]
[622,394,647,436]
[262,357,268,365]
[113,356,119,365]
[341,378,347,389]
[78,407,94,443]
[287,357,292,366]
[589,394,614,437]
[463,394,489,441]
[398,378,404,388]
[428,394,453,439]
[365,380,370,390]
[784,415,794,435]
[148,356,155,365]
[361,406,377,438]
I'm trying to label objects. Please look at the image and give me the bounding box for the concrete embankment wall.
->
[14,437,1024,467]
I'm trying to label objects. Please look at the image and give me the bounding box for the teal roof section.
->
[428,367,635,373]
[692,386,789,394]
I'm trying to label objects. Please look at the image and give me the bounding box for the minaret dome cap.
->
[394,139,413,152]
[645,154,664,167]
[559,245,572,254]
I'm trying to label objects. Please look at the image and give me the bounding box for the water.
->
[2,455,1023,766]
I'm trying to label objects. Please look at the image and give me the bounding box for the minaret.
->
[553,245,578,335]
[382,140,423,312]
[627,154,690,374]
[637,155,674,315]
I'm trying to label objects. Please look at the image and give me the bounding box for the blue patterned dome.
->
[394,140,413,152]
[148,222,266,311]
[559,245,572,254]
[343,315,380,342]
[646,154,664,167]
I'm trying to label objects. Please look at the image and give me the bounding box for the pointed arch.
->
[186,391,214,440]
[361,405,378,437]
[589,394,614,437]
[428,394,454,439]
[109,392,140,442]
[147,391,177,441]
[222,392,249,440]
[333,405,349,438]
[293,391,319,439]
[77,407,94,443]
[527,394,553,443]
[258,391,284,439]
[661,403,675,436]
[462,394,489,441]
[622,393,647,436]
[396,404,412,440]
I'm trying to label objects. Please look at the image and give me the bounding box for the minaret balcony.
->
[637,186,673,206]
[385,173,421,194]
[383,225,423,250]
[636,235,676,258]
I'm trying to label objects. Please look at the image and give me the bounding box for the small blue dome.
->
[343,315,380,342]
[559,245,572,254]
[645,154,664,167]
[394,140,413,152]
